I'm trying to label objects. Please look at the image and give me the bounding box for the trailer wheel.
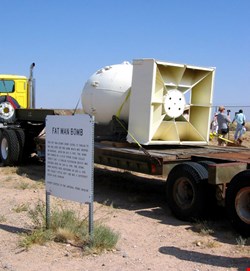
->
[226,170,250,236]
[0,129,20,166]
[15,128,26,163]
[166,162,208,221]
[198,160,219,214]
[0,96,20,123]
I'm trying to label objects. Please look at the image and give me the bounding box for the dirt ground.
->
[0,131,250,271]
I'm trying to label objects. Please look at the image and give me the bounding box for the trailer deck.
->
[94,141,250,176]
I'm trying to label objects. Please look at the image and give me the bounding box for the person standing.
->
[217,106,231,146]
[211,112,218,134]
[232,109,246,144]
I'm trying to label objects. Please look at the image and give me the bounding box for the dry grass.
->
[19,202,119,253]
[209,129,250,147]
[0,167,18,175]
[12,203,29,213]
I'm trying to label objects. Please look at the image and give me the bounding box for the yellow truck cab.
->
[0,63,35,123]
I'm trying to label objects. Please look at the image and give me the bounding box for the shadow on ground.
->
[0,223,30,234]
[159,246,249,270]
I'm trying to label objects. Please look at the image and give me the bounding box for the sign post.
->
[45,114,94,236]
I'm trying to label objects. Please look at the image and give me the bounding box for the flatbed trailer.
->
[95,141,250,176]
[94,140,250,236]
[0,108,250,236]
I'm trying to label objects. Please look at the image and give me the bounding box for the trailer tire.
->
[15,128,26,163]
[166,162,208,221]
[226,170,250,236]
[198,160,220,215]
[0,129,20,166]
[198,160,215,170]
[0,96,20,123]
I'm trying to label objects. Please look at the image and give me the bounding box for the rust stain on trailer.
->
[197,151,250,163]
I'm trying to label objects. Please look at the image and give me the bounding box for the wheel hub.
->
[1,137,9,160]
[174,177,195,209]
[235,187,250,224]
[0,102,15,119]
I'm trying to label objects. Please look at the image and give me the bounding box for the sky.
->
[0,0,250,118]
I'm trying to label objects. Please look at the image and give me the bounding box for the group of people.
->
[211,106,246,146]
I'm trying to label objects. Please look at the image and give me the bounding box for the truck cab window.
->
[0,80,15,93]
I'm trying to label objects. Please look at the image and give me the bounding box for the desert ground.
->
[0,130,250,271]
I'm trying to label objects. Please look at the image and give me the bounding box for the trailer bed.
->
[94,142,250,175]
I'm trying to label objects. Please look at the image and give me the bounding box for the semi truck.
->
[0,59,249,236]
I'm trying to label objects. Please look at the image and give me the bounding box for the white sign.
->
[45,114,94,203]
